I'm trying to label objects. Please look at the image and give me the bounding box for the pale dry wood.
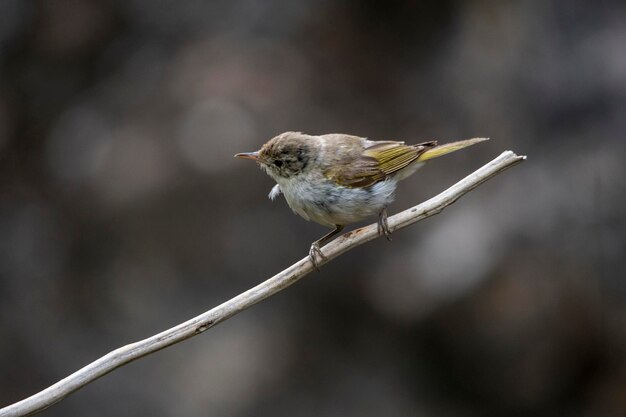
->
[0,150,526,417]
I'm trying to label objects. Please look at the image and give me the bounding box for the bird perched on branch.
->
[236,132,488,268]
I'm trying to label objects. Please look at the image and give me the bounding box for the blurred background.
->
[1,1,625,416]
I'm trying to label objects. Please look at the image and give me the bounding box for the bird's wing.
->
[324,141,437,188]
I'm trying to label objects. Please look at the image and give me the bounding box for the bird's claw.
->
[309,242,327,271]
[378,209,392,241]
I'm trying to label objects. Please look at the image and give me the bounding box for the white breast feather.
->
[268,184,282,200]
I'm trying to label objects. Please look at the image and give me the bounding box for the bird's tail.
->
[417,137,489,162]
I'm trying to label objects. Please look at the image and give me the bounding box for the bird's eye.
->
[274,160,283,167]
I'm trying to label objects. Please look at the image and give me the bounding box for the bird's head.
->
[235,131,313,180]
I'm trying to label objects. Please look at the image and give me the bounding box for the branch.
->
[0,150,526,417]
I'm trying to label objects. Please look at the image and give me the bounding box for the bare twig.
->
[0,150,526,417]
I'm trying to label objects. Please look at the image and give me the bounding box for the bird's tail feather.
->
[417,137,489,162]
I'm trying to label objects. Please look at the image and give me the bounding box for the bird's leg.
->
[378,207,392,241]
[309,224,344,270]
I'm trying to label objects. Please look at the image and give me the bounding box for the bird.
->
[235,132,488,268]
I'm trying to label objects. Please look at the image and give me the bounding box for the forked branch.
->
[0,150,526,417]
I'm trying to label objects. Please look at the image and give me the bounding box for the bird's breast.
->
[277,175,398,227]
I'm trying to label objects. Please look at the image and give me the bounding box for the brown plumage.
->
[236,132,488,268]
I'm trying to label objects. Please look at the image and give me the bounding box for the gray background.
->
[1,1,624,416]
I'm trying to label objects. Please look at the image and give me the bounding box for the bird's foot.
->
[309,242,327,271]
[378,208,392,241]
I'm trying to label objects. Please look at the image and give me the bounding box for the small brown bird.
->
[236,132,488,267]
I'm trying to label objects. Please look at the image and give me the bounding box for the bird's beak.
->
[234,151,259,161]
